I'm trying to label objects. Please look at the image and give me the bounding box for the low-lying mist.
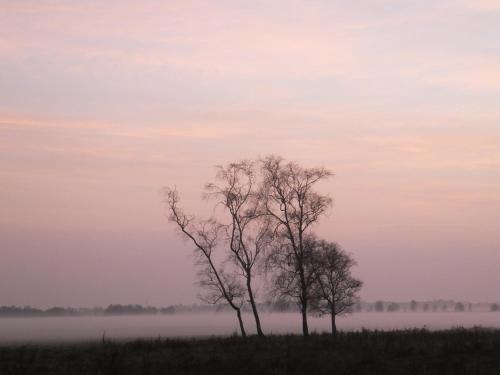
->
[1,311,500,344]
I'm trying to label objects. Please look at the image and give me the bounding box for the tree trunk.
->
[236,308,246,338]
[299,267,309,337]
[331,309,337,338]
[246,277,264,337]
[301,305,309,337]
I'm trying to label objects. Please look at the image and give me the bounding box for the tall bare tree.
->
[204,160,272,337]
[164,188,247,337]
[310,240,363,337]
[260,155,333,336]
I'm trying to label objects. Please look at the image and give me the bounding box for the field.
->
[1,328,499,375]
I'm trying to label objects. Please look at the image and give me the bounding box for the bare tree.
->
[266,234,320,327]
[260,155,333,336]
[204,160,272,337]
[310,240,362,337]
[164,188,247,337]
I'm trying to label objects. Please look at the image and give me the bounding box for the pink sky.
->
[0,0,499,307]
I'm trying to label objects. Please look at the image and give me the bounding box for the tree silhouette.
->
[260,155,332,337]
[310,239,363,336]
[165,188,247,337]
[204,160,271,337]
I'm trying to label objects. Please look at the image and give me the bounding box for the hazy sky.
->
[1,0,499,308]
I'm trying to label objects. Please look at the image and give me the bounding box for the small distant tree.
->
[374,301,384,312]
[387,302,400,312]
[491,303,499,312]
[454,302,465,312]
[410,300,418,312]
[165,188,247,337]
[309,240,363,336]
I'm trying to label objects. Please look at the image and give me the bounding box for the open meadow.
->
[1,329,499,375]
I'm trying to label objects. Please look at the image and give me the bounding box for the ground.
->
[0,328,499,374]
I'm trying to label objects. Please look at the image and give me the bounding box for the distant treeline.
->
[361,300,499,313]
[1,300,498,317]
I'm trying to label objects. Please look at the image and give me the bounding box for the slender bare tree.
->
[260,155,333,337]
[204,160,272,337]
[266,234,320,327]
[310,240,362,337]
[164,188,247,337]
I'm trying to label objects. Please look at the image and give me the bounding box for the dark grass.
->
[1,328,499,374]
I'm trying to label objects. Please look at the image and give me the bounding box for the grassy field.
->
[1,328,499,374]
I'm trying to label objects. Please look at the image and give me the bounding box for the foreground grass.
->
[1,328,499,375]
